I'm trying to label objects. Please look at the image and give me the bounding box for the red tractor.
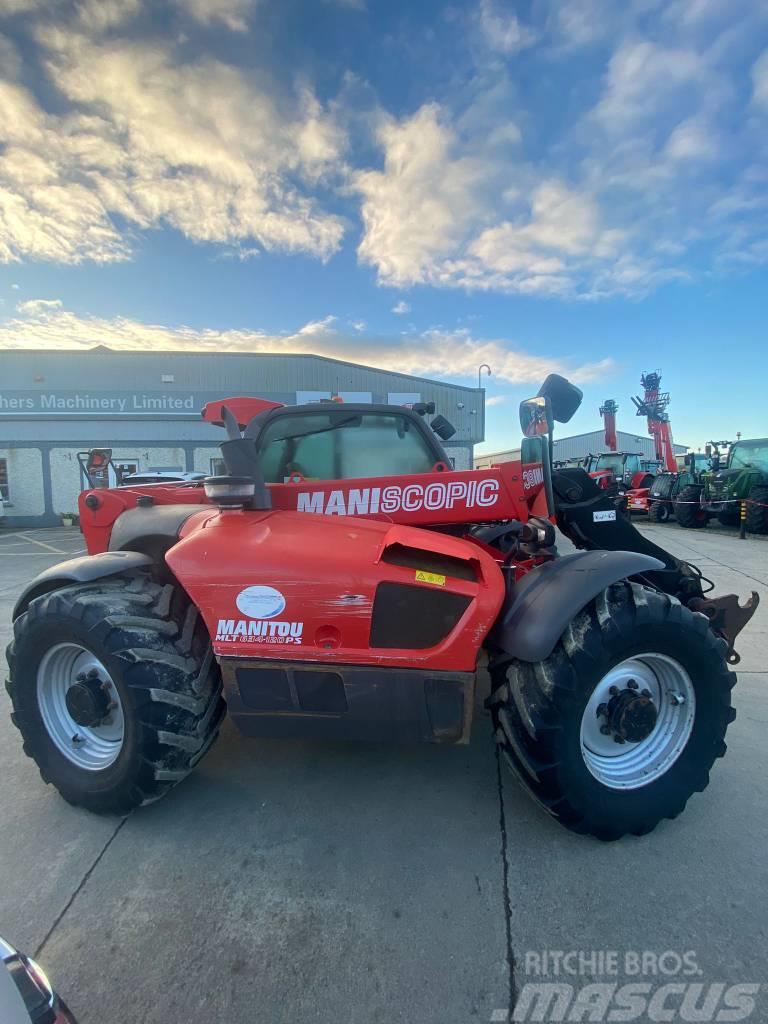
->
[5,376,758,840]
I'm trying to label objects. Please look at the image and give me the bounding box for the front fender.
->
[12,551,153,621]
[490,550,664,663]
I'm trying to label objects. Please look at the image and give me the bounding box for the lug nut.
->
[627,679,638,690]
[609,686,619,696]
[641,689,652,698]
[87,668,100,680]
[596,702,608,718]
[76,672,86,682]
[614,735,626,744]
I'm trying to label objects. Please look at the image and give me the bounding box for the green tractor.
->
[675,438,768,533]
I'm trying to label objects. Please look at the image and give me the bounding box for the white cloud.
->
[171,0,256,32]
[479,0,537,54]
[753,50,768,108]
[354,104,485,287]
[0,24,345,265]
[16,297,62,314]
[592,41,707,133]
[392,300,411,315]
[485,394,507,407]
[664,116,718,161]
[0,302,614,386]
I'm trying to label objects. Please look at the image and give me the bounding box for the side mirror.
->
[519,395,552,437]
[537,374,583,424]
[430,414,456,440]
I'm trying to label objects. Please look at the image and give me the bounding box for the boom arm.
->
[599,399,618,452]
[632,370,677,473]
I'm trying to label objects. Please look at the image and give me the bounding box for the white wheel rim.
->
[37,643,125,771]
[580,654,695,790]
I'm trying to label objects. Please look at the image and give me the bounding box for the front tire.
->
[648,500,670,523]
[6,573,225,815]
[489,583,735,840]
[745,485,768,534]
[675,485,708,529]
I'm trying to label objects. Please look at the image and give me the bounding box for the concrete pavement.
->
[0,524,766,1023]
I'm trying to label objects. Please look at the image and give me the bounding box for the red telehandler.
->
[6,376,759,840]
[625,370,678,517]
[587,399,656,500]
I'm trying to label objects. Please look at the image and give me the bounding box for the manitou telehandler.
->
[5,376,759,840]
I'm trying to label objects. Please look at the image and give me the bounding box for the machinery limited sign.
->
[0,390,206,416]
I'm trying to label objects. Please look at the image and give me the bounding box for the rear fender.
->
[489,550,664,663]
[12,551,153,620]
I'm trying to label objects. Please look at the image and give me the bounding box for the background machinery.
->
[676,438,768,533]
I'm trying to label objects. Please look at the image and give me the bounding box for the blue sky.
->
[0,0,766,452]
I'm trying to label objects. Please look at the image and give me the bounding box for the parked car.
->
[1,935,76,1023]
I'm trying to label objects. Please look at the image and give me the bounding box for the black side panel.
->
[108,504,204,554]
[552,468,703,600]
[221,659,475,744]
[12,551,153,620]
[490,550,665,663]
[370,582,471,648]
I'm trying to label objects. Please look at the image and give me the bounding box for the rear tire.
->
[6,573,225,815]
[745,486,768,535]
[488,583,735,840]
[648,501,670,523]
[675,485,708,529]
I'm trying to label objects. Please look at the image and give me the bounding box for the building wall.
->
[50,447,189,516]
[0,447,46,519]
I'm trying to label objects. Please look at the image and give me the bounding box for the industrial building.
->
[0,348,485,528]
[474,428,687,469]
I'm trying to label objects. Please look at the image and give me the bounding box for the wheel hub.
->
[580,654,696,790]
[37,644,125,771]
[65,670,113,728]
[598,684,658,744]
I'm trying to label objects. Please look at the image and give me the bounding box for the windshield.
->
[594,454,625,474]
[728,443,768,471]
[256,411,438,482]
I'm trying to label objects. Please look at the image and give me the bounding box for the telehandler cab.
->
[6,375,759,840]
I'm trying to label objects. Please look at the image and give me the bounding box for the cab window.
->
[256,411,438,483]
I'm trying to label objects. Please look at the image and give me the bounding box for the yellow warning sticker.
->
[415,570,446,586]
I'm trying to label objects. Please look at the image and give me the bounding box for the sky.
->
[0,0,766,453]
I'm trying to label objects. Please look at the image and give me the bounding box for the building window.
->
[210,457,226,476]
[0,458,8,503]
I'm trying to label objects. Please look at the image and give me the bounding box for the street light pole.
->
[478,363,492,390]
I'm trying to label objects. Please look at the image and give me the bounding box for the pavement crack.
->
[34,815,130,959]
[495,745,517,1020]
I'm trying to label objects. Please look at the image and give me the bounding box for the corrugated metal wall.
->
[2,349,485,445]
[475,429,687,467]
